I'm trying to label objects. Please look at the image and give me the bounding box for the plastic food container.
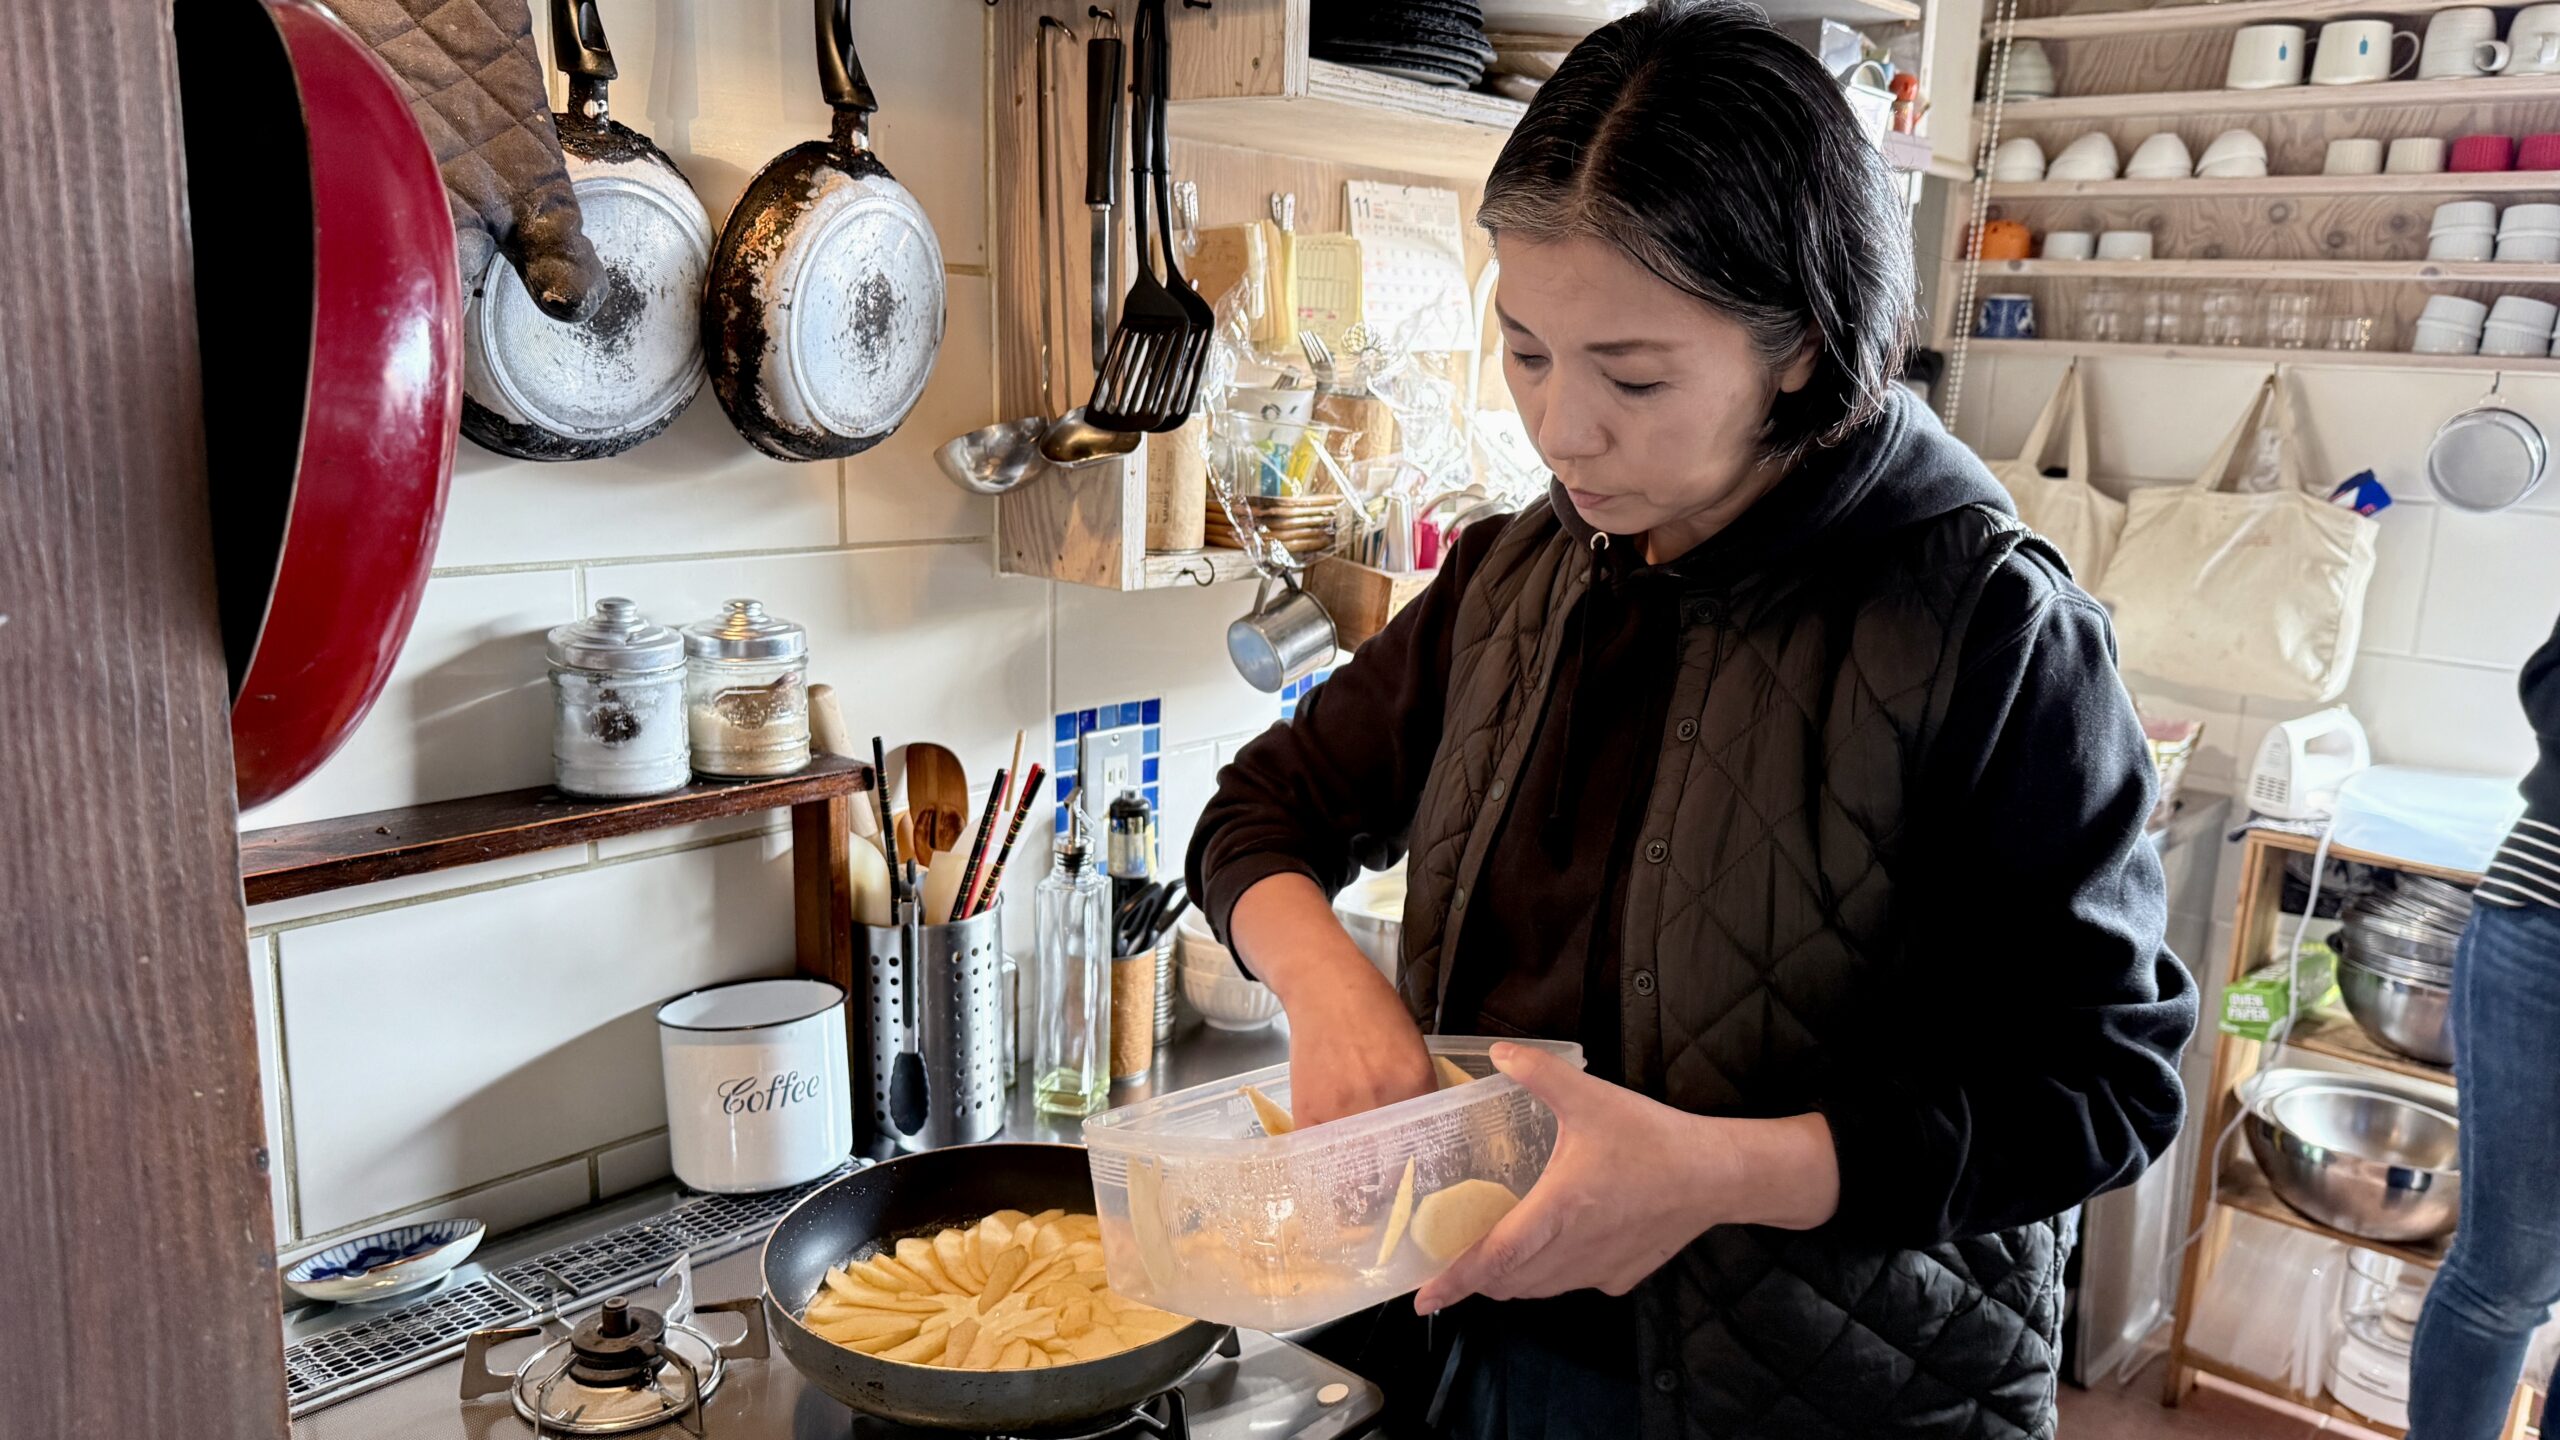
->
[1082,1036,1581,1331]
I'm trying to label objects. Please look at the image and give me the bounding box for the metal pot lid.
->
[466,166,714,444]
[2426,402,2548,513]
[549,597,685,671]
[507,1306,725,1436]
[683,599,807,660]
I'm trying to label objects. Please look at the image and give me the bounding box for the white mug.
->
[2227,24,2308,88]
[2312,19,2422,84]
[2387,137,2449,172]
[2509,3,2560,74]
[657,978,855,1193]
[2325,138,2387,175]
[2419,6,2503,76]
[2042,230,2097,260]
[2096,230,2154,260]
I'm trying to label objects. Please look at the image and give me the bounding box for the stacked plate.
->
[1204,493,1343,557]
[1312,0,1494,88]
[2333,877,2472,1064]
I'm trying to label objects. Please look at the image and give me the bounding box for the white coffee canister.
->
[658,978,854,1193]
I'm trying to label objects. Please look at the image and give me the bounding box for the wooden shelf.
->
[1980,72,2560,122]
[2001,0,2511,42]
[238,755,873,904]
[2243,823,2488,887]
[1966,337,2560,371]
[1768,0,1923,22]
[2173,1348,2409,1436]
[1979,257,2560,281]
[2217,1151,2450,1270]
[1139,547,1261,589]
[1167,61,1526,181]
[1990,172,2560,201]
[2290,1006,2458,1085]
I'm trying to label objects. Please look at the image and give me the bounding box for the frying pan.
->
[762,1143,1226,1432]
[704,0,946,462]
[176,0,462,811]
[460,0,713,460]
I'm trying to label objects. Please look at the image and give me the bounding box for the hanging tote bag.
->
[1988,360,2124,588]
[2096,372,2378,703]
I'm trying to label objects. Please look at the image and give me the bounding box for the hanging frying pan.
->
[176,0,462,811]
[704,0,946,462]
[461,0,713,460]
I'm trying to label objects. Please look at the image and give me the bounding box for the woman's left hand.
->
[1412,1043,1843,1314]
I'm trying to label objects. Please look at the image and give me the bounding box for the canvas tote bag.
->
[1989,361,2124,589]
[2096,372,2378,703]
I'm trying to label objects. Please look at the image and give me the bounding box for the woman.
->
[1185,4,2194,1436]
[2409,611,2560,1437]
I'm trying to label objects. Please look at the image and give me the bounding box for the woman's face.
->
[1496,233,1814,552]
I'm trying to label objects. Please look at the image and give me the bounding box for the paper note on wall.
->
[1346,180,1470,353]
[1289,234,1365,352]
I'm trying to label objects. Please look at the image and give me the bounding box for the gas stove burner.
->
[461,1294,766,1437]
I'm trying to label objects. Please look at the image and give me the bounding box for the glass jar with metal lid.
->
[547,597,691,798]
[682,599,811,778]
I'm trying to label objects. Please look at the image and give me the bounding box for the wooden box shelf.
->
[1979,71,2560,122]
[1966,337,2560,373]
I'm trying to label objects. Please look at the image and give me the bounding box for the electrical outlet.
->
[1079,723,1144,818]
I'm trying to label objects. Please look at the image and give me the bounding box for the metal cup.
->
[1226,573,1336,693]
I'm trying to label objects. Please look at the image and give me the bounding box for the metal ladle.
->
[1036,16,1139,469]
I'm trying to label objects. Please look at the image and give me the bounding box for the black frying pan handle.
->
[816,0,879,118]
[551,0,616,121]
[1086,37,1123,208]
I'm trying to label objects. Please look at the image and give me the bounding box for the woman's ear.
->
[1777,334,1821,394]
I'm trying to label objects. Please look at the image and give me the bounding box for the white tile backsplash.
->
[286,1159,594,1260]
[841,276,999,546]
[2415,508,2560,667]
[596,1130,675,1199]
[280,840,791,1235]
[2359,504,2437,658]
[250,934,290,1243]
[239,570,578,830]
[1054,578,1277,744]
[2344,652,2539,777]
[248,849,577,931]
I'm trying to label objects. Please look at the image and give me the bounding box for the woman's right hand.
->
[1226,872,1437,1127]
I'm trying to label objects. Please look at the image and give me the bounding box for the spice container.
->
[547,598,690,798]
[1110,953,1156,1079]
[1034,819,1112,1117]
[681,599,810,778]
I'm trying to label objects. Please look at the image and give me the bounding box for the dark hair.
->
[1477,0,1917,462]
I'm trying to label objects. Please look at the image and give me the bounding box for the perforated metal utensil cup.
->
[863,901,1007,1151]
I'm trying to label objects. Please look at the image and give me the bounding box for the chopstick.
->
[951,767,1008,925]
[1001,727,1026,815]
[872,735,903,905]
[967,763,1046,918]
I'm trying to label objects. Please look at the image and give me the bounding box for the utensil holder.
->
[863,900,1007,1152]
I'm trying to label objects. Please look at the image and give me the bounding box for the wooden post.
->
[0,0,286,1431]
[793,794,866,1150]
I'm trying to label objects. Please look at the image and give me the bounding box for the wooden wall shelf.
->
[2004,0,2509,41]
[1980,257,2560,281]
[2289,1007,2457,1086]
[1981,72,2560,122]
[1169,61,1526,182]
[1990,172,2560,201]
[1772,0,1922,20]
[2217,1152,2450,1271]
[1967,337,2560,372]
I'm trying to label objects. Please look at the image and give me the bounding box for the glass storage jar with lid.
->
[547,598,691,798]
[681,599,811,778]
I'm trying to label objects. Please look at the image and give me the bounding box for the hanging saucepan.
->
[703,0,946,461]
[175,0,462,811]
[461,0,714,460]
[2425,390,2548,513]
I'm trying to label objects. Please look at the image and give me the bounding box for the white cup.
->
[2483,321,2557,357]
[2510,3,2560,73]
[2490,293,2560,325]
[2325,138,2387,175]
[2042,230,2097,259]
[2126,131,2196,177]
[2422,293,2493,328]
[2096,230,2155,260]
[2048,132,2122,180]
[2420,6,2504,76]
[2498,233,2560,261]
[2501,202,2560,233]
[1991,136,2048,181]
[2228,24,2309,88]
[2313,19,2422,83]
[2431,228,2498,261]
[2387,137,2449,173]
[2413,319,2485,355]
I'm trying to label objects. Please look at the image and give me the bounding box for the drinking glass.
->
[2203,288,2256,346]
[2146,290,2194,345]
[2079,287,2136,344]
[2322,314,2376,351]
[2262,292,2314,349]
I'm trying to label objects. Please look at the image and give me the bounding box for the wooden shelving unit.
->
[1982,256,2560,280]
[1981,72,2560,122]
[2160,826,2522,1435]
[1966,336,2560,371]
[1168,60,1526,181]
[2007,0,2539,42]
[239,756,883,1147]
[1993,171,2560,200]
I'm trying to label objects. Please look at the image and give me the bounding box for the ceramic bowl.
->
[1179,964,1284,1031]
[1991,136,2048,181]
[2047,132,2121,180]
[2198,155,2271,178]
[2500,202,2560,234]
[2501,235,2560,262]
[2125,132,2195,177]
[2200,127,2269,162]
[284,1219,485,1304]
[2413,318,2485,355]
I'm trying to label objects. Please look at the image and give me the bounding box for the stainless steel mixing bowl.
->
[2338,955,2456,1065]
[2245,1083,2461,1242]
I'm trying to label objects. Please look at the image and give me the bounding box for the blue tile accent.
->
[1077,708,1098,734]
[1142,698,1161,724]
[1054,713,1077,742]
[1280,704,1298,722]
[1056,742,1079,775]
[1143,757,1160,783]
[1058,774,1077,801]
[1055,803,1070,835]
[1143,726,1161,754]
[1144,784,1161,810]
[1120,701,1146,727]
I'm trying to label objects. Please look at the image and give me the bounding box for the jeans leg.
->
[2409,902,2560,1440]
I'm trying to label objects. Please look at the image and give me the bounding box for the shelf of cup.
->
[1976,71,2560,122]
[1964,336,2560,372]
[1972,256,2560,279]
[1988,172,2560,200]
[1995,0,2538,42]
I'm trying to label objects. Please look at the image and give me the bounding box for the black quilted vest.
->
[1398,497,2067,1440]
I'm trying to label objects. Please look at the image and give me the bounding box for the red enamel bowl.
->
[177,0,461,811]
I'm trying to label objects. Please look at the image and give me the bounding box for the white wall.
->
[244,1,1288,1256]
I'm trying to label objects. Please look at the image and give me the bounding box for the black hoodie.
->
[1191,386,2194,1248]
[2525,614,2560,823]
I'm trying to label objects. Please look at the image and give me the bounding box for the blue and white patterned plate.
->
[284,1219,485,1304]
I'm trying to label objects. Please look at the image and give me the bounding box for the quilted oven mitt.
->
[330,0,603,321]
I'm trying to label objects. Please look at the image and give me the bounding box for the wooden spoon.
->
[903,742,970,864]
